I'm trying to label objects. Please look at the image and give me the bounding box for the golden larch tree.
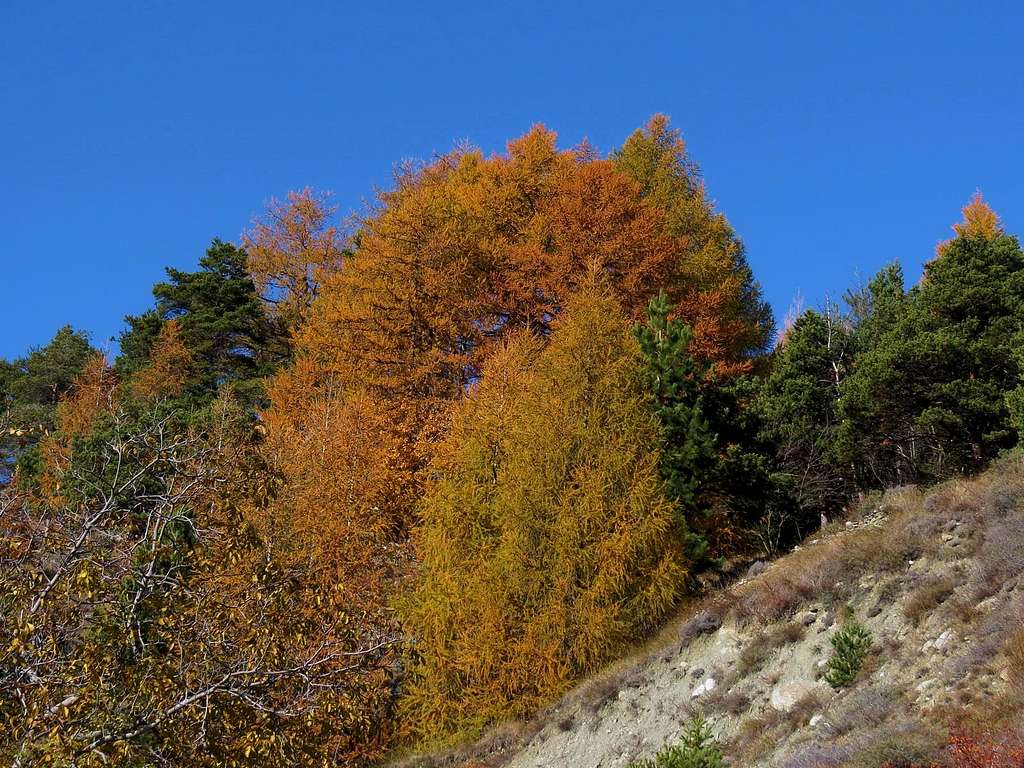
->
[398,289,688,743]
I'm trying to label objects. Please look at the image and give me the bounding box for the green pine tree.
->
[117,239,287,408]
[635,291,715,558]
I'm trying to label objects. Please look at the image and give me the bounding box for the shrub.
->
[824,689,896,738]
[947,729,1024,768]
[678,607,724,647]
[824,618,873,689]
[903,575,958,625]
[629,715,724,768]
[737,621,806,676]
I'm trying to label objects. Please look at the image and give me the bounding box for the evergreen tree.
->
[0,326,96,480]
[117,240,285,407]
[841,196,1024,484]
[757,306,853,521]
[634,291,714,558]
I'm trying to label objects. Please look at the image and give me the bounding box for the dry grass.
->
[737,621,806,676]
[729,690,826,763]
[903,574,960,625]
[391,458,1024,768]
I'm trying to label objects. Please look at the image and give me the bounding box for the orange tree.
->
[263,116,772,549]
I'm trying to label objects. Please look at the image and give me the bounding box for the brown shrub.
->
[737,621,806,676]
[733,577,811,625]
[904,575,959,625]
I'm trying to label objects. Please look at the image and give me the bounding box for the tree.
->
[1,370,396,766]
[243,187,347,333]
[265,119,773,562]
[0,326,96,481]
[756,304,854,521]
[634,291,714,559]
[841,195,1024,485]
[130,319,193,403]
[117,240,284,408]
[629,714,725,768]
[613,115,774,370]
[399,290,687,742]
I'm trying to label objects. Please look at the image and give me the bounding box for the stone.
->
[801,612,817,627]
[691,678,716,699]
[809,714,824,727]
[916,678,936,692]
[933,630,953,651]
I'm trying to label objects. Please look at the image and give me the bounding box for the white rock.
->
[691,678,716,698]
[916,678,936,692]
[934,630,953,650]
[809,714,824,727]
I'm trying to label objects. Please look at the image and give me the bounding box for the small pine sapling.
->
[824,617,873,689]
[629,714,725,768]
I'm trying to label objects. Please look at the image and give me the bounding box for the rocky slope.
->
[404,457,1024,768]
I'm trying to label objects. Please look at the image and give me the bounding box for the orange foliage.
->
[130,319,192,402]
[937,191,1004,257]
[259,121,770,722]
[944,730,1024,768]
[36,353,116,503]
[271,119,768,464]
[259,376,416,604]
[243,187,346,329]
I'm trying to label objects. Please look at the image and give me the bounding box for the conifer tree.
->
[756,306,853,520]
[117,239,283,407]
[634,291,714,558]
[400,290,687,741]
[841,195,1024,484]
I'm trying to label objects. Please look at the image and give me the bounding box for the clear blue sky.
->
[2,1,1022,359]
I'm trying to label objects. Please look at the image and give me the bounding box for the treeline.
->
[2,117,1023,766]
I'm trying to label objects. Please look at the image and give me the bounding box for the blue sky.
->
[2,1,1022,359]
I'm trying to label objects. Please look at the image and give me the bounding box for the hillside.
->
[403,458,1024,768]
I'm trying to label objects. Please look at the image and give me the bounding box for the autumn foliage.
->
[398,290,688,741]
[17,117,1021,767]
[262,119,772,587]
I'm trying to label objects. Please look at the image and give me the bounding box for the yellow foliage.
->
[399,290,688,742]
[36,354,115,503]
[130,319,192,402]
[937,191,1004,257]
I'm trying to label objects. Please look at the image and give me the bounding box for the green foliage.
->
[756,306,853,521]
[635,291,715,557]
[824,618,873,689]
[117,239,287,408]
[0,325,96,479]
[841,223,1024,484]
[628,714,724,768]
